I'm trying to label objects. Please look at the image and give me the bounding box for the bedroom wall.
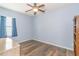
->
[0,7,33,43]
[34,4,79,50]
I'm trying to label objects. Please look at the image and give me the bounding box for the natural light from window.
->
[5,17,12,50]
[6,17,12,36]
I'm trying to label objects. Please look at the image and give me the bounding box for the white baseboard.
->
[17,38,73,51]
[15,39,31,43]
[33,39,73,51]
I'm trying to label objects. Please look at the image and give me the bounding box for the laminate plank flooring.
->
[20,40,74,56]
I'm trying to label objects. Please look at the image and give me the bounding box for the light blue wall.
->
[0,7,33,43]
[31,16,36,39]
[34,4,79,50]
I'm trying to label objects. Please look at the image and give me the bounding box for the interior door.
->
[74,16,79,56]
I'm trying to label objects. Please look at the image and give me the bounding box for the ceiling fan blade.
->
[25,9,32,12]
[27,4,33,7]
[34,3,37,6]
[34,12,37,15]
[39,9,45,12]
[38,4,45,8]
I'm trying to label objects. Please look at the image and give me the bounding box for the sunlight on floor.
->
[5,38,13,50]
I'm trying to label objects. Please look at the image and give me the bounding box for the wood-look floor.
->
[20,40,74,56]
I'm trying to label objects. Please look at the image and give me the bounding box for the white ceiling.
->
[0,3,73,16]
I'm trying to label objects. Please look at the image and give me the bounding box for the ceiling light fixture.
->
[25,3,45,15]
[33,7,38,12]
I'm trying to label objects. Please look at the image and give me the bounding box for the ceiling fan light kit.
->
[33,7,38,12]
[25,3,45,15]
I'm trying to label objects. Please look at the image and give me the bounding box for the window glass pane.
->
[6,17,12,36]
[6,27,12,30]
[6,17,12,26]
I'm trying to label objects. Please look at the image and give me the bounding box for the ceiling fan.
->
[25,3,45,15]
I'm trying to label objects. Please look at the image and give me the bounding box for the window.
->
[6,17,12,37]
[0,16,17,38]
